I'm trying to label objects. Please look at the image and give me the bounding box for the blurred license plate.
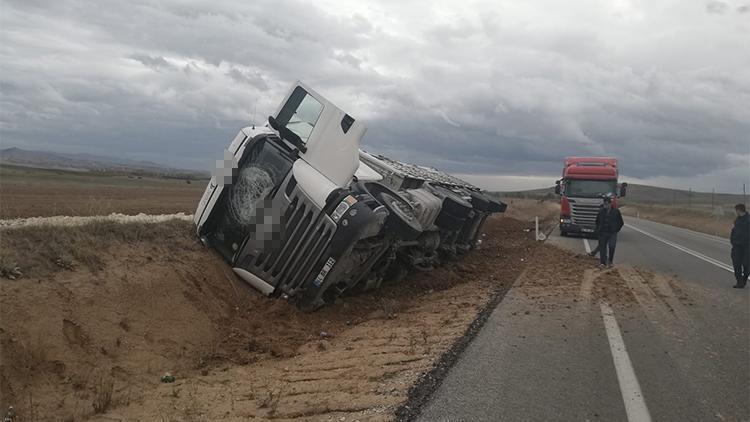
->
[582,228,594,233]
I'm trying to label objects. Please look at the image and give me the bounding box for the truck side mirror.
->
[619,182,627,197]
[269,115,307,153]
[554,181,561,195]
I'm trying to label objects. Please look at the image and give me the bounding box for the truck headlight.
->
[332,195,358,222]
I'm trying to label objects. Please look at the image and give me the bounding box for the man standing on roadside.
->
[589,202,605,258]
[595,197,624,268]
[730,203,749,288]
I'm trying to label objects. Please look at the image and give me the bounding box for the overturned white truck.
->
[194,82,506,310]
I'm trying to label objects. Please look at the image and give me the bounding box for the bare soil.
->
[0,165,205,219]
[0,213,545,421]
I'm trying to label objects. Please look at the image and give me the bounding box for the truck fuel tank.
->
[403,188,442,230]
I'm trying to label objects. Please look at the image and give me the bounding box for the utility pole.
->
[744,183,747,204]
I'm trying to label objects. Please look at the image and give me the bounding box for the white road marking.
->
[583,238,592,254]
[624,223,734,273]
[627,217,730,246]
[600,302,653,422]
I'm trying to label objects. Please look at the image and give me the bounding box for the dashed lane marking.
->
[601,302,653,422]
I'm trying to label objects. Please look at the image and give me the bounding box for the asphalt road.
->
[417,217,749,422]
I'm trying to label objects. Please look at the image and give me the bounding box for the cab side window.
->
[276,87,324,143]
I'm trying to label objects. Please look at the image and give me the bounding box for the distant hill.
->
[496,184,746,206]
[0,147,208,179]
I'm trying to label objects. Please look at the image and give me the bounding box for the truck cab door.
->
[271,82,366,189]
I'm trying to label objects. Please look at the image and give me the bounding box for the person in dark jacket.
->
[595,197,624,268]
[730,203,749,288]
[589,203,605,258]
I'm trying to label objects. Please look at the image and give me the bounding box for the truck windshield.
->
[207,138,294,261]
[565,179,616,198]
[276,86,324,143]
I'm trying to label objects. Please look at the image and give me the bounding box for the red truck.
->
[555,157,627,237]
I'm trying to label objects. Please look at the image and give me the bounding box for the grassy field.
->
[1,164,743,240]
[618,186,740,238]
[0,164,207,218]
[620,202,736,238]
[498,184,744,239]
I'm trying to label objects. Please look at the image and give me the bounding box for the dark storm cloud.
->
[130,54,173,71]
[226,68,270,91]
[1,0,748,191]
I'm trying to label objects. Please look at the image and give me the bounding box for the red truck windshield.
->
[565,179,616,198]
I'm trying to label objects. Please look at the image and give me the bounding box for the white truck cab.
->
[195,81,505,310]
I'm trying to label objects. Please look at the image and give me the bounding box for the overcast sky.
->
[1,0,749,192]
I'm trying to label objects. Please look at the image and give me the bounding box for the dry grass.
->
[621,202,734,238]
[0,164,205,218]
[0,219,196,279]
[498,198,559,224]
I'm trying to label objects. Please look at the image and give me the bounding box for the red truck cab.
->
[555,157,627,237]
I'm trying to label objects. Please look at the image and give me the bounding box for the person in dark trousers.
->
[595,197,624,268]
[730,203,749,288]
[589,203,605,258]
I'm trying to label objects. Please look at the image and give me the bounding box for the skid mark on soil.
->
[618,266,668,315]
[618,266,691,325]
[578,269,598,307]
[649,273,691,321]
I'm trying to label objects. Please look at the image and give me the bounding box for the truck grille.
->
[241,185,336,293]
[570,202,599,228]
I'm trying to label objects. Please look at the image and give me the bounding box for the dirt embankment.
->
[0,213,544,421]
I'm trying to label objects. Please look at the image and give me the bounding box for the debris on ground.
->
[160,373,176,383]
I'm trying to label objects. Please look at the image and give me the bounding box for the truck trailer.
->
[194,81,506,310]
[555,157,627,237]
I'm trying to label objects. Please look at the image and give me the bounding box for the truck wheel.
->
[377,191,423,241]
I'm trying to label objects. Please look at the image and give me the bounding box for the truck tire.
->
[360,182,424,241]
[377,191,423,241]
